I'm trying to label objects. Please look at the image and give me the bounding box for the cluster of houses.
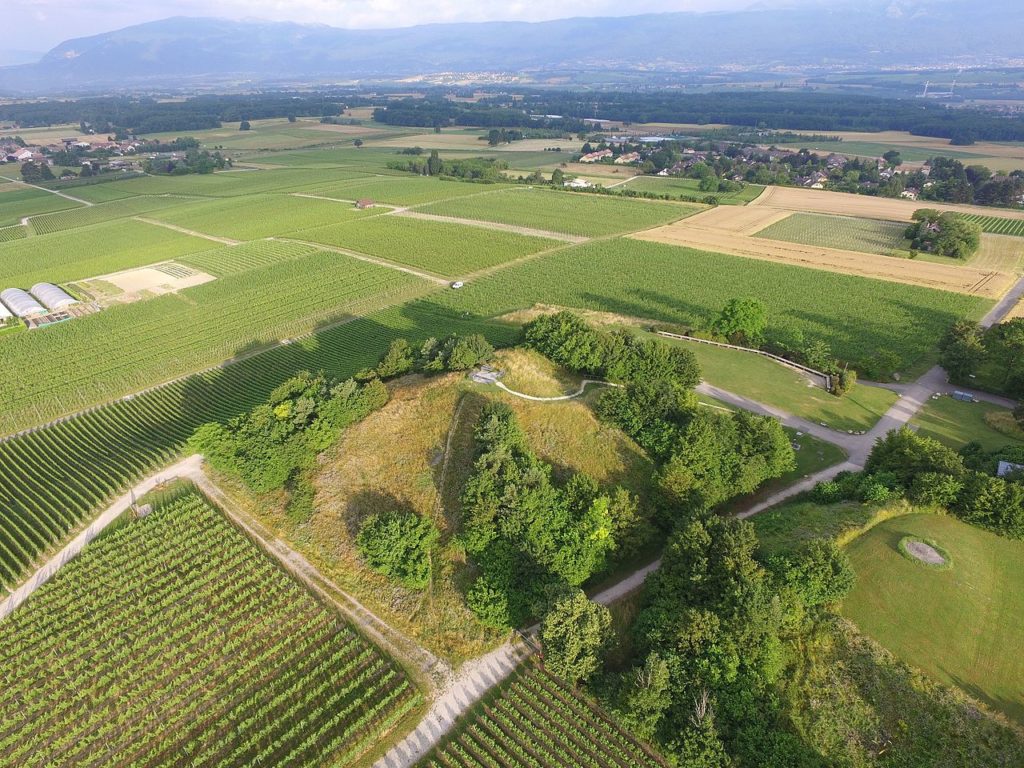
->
[0,137,147,172]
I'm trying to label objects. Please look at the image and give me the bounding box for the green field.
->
[0,224,26,242]
[0,185,83,226]
[302,176,511,206]
[424,238,988,374]
[751,499,882,556]
[0,219,220,287]
[775,139,983,163]
[656,333,899,431]
[621,175,764,204]
[180,237,321,276]
[296,215,559,275]
[0,489,419,766]
[957,213,1024,238]
[419,663,664,767]
[842,513,1024,722]
[92,167,372,198]
[148,193,378,240]
[755,212,910,254]
[416,188,693,236]
[910,394,1024,451]
[0,246,430,436]
[27,195,200,234]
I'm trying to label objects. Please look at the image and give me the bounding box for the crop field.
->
[754,212,909,255]
[842,513,1024,722]
[300,175,509,206]
[93,167,371,198]
[295,215,559,275]
[0,248,433,435]
[958,213,1024,237]
[27,195,200,235]
[58,181,144,203]
[425,238,988,374]
[419,663,663,767]
[0,490,419,766]
[0,186,83,226]
[0,224,26,242]
[0,219,220,287]
[180,238,320,276]
[415,188,693,236]
[621,175,764,204]
[0,301,518,591]
[147,193,379,240]
[636,206,1012,298]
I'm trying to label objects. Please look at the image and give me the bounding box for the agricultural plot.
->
[300,175,508,207]
[0,185,82,226]
[296,215,559,275]
[0,490,419,767]
[181,238,320,276]
[0,219,221,287]
[425,238,989,375]
[148,193,378,240]
[416,188,693,237]
[958,213,1024,237]
[842,513,1024,722]
[93,167,371,198]
[28,195,199,235]
[0,224,26,242]
[53,180,145,203]
[420,663,663,767]
[0,248,431,435]
[0,301,518,591]
[621,175,764,204]
[754,212,909,255]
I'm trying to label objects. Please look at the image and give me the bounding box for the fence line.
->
[655,331,832,390]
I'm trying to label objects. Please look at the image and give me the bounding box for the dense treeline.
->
[939,318,1024,397]
[373,99,587,132]
[0,94,354,134]
[814,428,1024,539]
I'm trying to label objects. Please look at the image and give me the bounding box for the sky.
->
[11,0,794,52]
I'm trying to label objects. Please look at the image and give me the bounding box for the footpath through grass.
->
[841,513,1024,723]
[656,333,898,432]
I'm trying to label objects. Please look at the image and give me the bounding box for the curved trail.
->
[494,378,618,401]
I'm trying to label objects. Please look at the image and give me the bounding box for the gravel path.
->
[394,209,588,243]
[135,216,242,245]
[494,378,618,401]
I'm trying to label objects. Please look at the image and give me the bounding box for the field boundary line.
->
[273,237,450,284]
[392,209,588,243]
[0,173,94,206]
[134,216,242,245]
[0,455,203,620]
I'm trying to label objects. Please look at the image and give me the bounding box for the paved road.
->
[981,275,1024,328]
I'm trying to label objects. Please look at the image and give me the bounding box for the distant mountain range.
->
[4,1,1023,92]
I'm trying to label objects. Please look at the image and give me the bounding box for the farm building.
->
[1,288,46,317]
[355,199,375,209]
[30,283,78,310]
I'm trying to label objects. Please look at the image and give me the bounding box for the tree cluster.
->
[364,333,495,381]
[905,209,981,259]
[356,509,439,590]
[461,403,649,629]
[143,148,229,176]
[387,150,509,181]
[20,161,54,183]
[939,318,1024,397]
[813,428,1024,538]
[190,372,387,519]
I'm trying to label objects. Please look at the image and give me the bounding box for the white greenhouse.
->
[0,288,46,318]
[30,282,78,310]
[0,301,11,321]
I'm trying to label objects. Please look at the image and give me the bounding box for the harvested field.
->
[632,208,1012,298]
[752,185,1024,223]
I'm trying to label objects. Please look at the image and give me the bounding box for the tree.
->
[239,120,251,131]
[539,591,613,687]
[376,338,415,378]
[713,298,768,346]
[353,138,363,148]
[774,539,855,606]
[618,652,671,742]
[427,149,443,176]
[356,509,439,589]
[550,167,565,186]
[445,334,494,371]
[882,149,902,166]
[20,160,54,183]
[938,320,986,381]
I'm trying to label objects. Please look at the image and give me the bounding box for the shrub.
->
[355,509,439,589]
[774,540,855,606]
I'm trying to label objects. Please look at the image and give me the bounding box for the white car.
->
[450,281,465,289]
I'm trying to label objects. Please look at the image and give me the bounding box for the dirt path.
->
[393,209,588,243]
[274,236,450,285]
[494,379,618,401]
[0,174,94,207]
[290,192,405,211]
[135,216,242,245]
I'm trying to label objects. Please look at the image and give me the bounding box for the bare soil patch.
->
[904,539,946,565]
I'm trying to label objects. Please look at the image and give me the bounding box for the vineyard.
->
[0,219,219,287]
[423,237,989,373]
[98,167,372,198]
[147,193,379,240]
[0,186,82,226]
[415,188,694,237]
[28,195,200,235]
[0,224,26,242]
[754,212,910,255]
[420,663,663,768]
[301,176,507,206]
[0,248,432,434]
[180,238,320,275]
[0,490,420,767]
[0,301,518,590]
[957,213,1024,237]
[296,215,559,275]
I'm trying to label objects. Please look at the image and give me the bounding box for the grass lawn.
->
[492,348,582,397]
[751,499,892,557]
[653,333,899,432]
[910,394,1024,451]
[842,513,1024,723]
[754,212,910,255]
